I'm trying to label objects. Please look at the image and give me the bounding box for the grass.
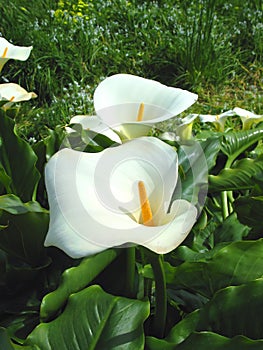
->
[0,0,262,139]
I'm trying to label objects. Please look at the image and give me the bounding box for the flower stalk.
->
[147,250,167,338]
[125,246,136,298]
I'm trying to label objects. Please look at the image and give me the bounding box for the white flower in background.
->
[44,137,198,258]
[92,74,198,139]
[175,114,199,140]
[199,110,235,131]
[0,37,32,72]
[0,83,37,110]
[69,115,121,143]
[233,107,263,130]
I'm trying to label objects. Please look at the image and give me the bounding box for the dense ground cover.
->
[0,0,262,139]
[0,1,263,349]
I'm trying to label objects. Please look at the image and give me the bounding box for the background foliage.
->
[0,0,262,139]
[0,0,263,349]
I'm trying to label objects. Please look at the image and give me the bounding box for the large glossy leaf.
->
[221,126,263,165]
[213,212,250,244]
[173,141,208,206]
[0,112,40,201]
[147,279,263,349]
[209,156,263,192]
[200,136,222,171]
[147,332,263,350]
[188,211,248,256]
[146,310,200,349]
[177,333,263,350]
[40,249,120,321]
[0,194,49,265]
[196,278,263,338]
[234,196,263,234]
[26,285,149,350]
[143,239,263,298]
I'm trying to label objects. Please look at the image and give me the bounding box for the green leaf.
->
[196,278,263,339]
[234,196,263,234]
[40,249,120,321]
[147,279,263,349]
[0,194,48,215]
[82,129,118,150]
[0,195,49,265]
[209,156,263,192]
[146,310,200,349]
[221,126,263,166]
[147,332,263,350]
[65,126,117,153]
[0,327,36,349]
[27,285,149,350]
[172,240,263,297]
[0,162,12,193]
[179,333,263,350]
[200,136,222,171]
[0,327,17,350]
[213,212,250,244]
[0,113,40,201]
[174,141,208,206]
[143,239,263,298]
[43,126,66,161]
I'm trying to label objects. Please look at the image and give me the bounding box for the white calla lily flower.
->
[0,83,37,109]
[69,115,121,143]
[176,114,199,140]
[0,37,32,72]
[93,74,198,139]
[44,137,198,258]
[199,110,235,131]
[233,107,263,130]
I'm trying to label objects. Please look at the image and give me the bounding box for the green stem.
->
[221,191,229,220]
[150,253,167,338]
[125,246,136,298]
[227,191,234,213]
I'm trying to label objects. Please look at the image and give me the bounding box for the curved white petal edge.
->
[233,107,262,119]
[0,37,32,60]
[93,74,198,126]
[0,37,32,72]
[44,137,198,258]
[0,83,37,102]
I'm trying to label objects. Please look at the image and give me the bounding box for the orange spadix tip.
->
[136,102,145,122]
[138,180,154,226]
[2,47,8,58]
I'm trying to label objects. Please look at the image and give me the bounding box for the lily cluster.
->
[45,75,201,258]
[0,37,37,110]
[182,108,263,133]
[68,73,198,141]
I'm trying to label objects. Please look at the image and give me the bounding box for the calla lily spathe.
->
[0,83,37,109]
[0,37,32,72]
[175,114,199,140]
[199,110,235,131]
[44,137,197,258]
[93,74,198,139]
[155,115,199,142]
[233,107,263,130]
